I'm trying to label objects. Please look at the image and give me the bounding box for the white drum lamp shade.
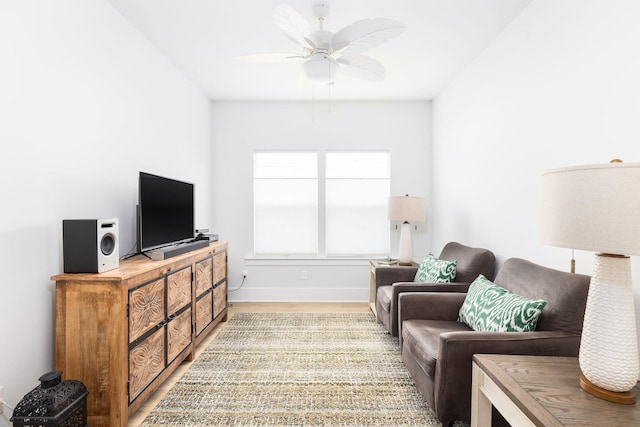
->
[540,161,640,404]
[388,195,426,265]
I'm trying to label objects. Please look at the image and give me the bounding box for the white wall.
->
[0,1,211,421]
[10,0,639,417]
[432,0,640,364]
[211,101,432,302]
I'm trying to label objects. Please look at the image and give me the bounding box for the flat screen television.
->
[137,172,195,253]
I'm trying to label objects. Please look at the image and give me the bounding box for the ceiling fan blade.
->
[235,52,305,63]
[332,18,405,55]
[304,37,317,50]
[336,55,386,81]
[273,4,315,50]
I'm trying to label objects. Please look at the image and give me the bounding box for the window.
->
[253,152,318,255]
[253,151,390,257]
[326,152,390,256]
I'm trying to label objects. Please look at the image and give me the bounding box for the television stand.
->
[148,239,209,260]
[52,240,229,427]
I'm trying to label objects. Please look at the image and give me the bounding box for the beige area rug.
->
[141,312,466,426]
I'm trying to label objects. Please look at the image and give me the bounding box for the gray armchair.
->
[398,258,591,426]
[375,242,495,336]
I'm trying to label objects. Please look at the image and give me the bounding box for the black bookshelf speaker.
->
[63,218,119,273]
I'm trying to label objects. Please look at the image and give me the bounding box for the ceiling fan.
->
[240,2,405,85]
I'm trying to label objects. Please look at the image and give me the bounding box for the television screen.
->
[138,172,195,252]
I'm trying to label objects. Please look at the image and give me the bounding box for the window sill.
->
[245,256,381,266]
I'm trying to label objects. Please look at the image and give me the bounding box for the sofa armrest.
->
[433,330,581,423]
[440,330,582,359]
[386,282,471,336]
[374,265,419,290]
[398,292,467,348]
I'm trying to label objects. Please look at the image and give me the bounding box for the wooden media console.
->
[51,241,228,427]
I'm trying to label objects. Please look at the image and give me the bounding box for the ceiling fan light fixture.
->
[244,3,405,87]
[303,53,338,84]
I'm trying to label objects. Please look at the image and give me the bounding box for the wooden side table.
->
[368,260,418,317]
[472,354,640,426]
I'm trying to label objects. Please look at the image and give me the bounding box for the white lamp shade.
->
[388,195,426,222]
[540,162,640,256]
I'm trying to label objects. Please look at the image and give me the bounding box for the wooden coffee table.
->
[472,354,640,426]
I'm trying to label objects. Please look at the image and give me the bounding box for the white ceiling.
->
[108,0,532,101]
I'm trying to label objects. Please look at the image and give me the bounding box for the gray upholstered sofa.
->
[375,242,496,336]
[398,258,591,426]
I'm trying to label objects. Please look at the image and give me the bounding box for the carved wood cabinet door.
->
[128,278,166,403]
[213,252,228,319]
[129,278,165,343]
[195,291,213,336]
[195,257,214,336]
[167,267,191,315]
[129,327,164,402]
[195,258,212,297]
[166,267,193,363]
[214,281,227,319]
[213,251,226,284]
[167,307,192,363]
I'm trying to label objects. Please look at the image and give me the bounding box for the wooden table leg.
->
[472,362,493,427]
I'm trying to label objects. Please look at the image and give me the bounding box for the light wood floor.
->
[128,302,370,426]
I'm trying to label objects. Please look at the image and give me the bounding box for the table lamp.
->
[388,194,426,265]
[540,160,640,404]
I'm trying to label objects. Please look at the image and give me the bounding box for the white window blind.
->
[253,152,318,255]
[253,151,389,257]
[326,152,390,256]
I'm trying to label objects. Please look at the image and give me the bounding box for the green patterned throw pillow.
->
[458,275,547,332]
[414,254,457,283]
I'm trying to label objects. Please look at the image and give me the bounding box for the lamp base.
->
[579,254,639,397]
[397,222,413,265]
[580,374,636,404]
[398,261,413,266]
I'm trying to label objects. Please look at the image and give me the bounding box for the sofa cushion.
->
[458,275,547,333]
[494,258,590,334]
[414,254,457,282]
[439,242,496,282]
[402,319,472,378]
